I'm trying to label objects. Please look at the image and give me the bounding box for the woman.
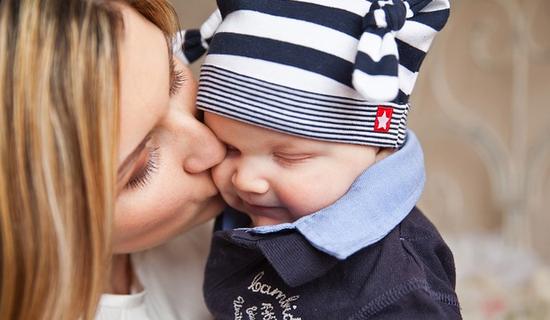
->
[0,0,223,319]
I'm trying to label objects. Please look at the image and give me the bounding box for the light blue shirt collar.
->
[221,130,425,260]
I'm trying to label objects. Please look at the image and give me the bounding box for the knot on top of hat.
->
[353,0,414,102]
[175,10,222,64]
[363,0,412,31]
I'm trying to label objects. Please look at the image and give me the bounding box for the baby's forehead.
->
[243,124,332,152]
[265,132,333,151]
[207,112,332,151]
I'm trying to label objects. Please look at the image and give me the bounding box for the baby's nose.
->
[231,166,269,195]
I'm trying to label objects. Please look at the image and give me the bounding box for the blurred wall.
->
[172,0,550,260]
[409,0,550,263]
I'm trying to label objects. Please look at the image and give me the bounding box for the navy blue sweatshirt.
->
[203,207,461,319]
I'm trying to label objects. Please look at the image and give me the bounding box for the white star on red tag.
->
[374,106,393,133]
[377,111,390,130]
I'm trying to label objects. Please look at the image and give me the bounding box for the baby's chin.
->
[238,206,292,227]
[249,214,292,227]
[227,200,294,227]
[222,193,318,227]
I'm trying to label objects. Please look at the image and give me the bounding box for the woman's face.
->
[114,5,225,253]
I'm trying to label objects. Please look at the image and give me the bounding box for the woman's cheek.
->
[116,176,176,228]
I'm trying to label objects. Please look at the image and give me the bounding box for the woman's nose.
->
[183,121,225,174]
[231,164,269,195]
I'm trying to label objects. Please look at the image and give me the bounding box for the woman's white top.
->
[95,221,214,320]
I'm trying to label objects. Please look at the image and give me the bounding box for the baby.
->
[179,0,461,319]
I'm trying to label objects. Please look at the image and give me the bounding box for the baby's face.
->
[205,113,379,227]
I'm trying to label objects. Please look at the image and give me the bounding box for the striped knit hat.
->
[176,0,450,148]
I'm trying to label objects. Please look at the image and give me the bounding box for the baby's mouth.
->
[241,199,283,214]
[243,200,277,210]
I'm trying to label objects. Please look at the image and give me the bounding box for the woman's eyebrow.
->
[117,133,152,182]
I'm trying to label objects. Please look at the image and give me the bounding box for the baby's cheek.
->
[211,161,231,189]
[278,183,324,217]
[280,174,349,216]
[211,161,238,203]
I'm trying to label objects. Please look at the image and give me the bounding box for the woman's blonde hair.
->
[0,0,178,319]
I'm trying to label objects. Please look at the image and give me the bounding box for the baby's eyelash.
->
[169,58,186,96]
[125,146,160,190]
[273,153,313,166]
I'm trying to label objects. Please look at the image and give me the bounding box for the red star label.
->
[374,106,393,133]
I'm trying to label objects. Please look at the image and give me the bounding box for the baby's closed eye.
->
[273,152,315,166]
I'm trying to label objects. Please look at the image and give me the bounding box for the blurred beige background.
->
[173,1,550,318]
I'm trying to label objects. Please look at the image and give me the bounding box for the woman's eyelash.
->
[169,58,186,96]
[125,146,160,190]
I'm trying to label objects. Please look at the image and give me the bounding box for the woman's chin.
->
[191,194,226,226]
[112,194,225,254]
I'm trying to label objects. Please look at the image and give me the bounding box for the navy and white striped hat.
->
[176,0,450,148]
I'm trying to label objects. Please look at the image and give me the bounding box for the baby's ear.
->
[375,147,396,163]
[172,10,222,65]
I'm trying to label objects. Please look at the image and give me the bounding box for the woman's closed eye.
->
[124,58,182,190]
[125,145,160,190]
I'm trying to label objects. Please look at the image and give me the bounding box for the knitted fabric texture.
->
[177,0,450,148]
